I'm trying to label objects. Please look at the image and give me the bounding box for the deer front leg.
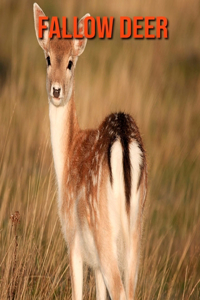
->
[69,235,83,300]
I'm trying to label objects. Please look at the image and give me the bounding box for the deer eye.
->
[46,56,51,66]
[67,60,73,70]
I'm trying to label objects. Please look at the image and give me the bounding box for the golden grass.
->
[0,0,200,299]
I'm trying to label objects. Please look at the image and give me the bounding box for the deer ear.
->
[73,14,90,56]
[33,3,49,52]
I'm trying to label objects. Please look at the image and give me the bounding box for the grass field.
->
[0,0,200,299]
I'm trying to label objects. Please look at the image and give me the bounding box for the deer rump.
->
[63,112,146,270]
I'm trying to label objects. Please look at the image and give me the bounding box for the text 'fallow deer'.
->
[33,3,147,299]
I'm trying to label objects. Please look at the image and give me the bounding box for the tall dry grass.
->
[0,0,200,299]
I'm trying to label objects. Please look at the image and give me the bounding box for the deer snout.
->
[53,87,61,99]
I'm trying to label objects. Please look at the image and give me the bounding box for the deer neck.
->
[49,91,79,194]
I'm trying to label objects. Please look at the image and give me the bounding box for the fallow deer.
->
[33,3,147,299]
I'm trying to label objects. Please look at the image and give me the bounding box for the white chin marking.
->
[50,97,62,107]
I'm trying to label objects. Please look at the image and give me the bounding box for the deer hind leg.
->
[95,269,107,300]
[100,255,126,300]
[124,226,140,300]
[69,234,83,300]
[95,234,126,300]
[125,184,146,300]
[124,198,141,300]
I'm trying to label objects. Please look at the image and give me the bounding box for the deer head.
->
[33,3,89,107]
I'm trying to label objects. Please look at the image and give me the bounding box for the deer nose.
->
[53,87,61,98]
